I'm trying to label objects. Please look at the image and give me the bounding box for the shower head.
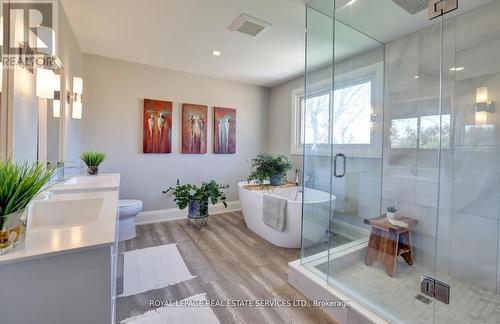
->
[392,0,428,14]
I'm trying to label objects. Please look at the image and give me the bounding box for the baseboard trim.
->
[135,200,241,225]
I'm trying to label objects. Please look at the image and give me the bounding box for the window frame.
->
[290,62,384,157]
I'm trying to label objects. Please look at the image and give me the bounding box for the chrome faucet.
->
[296,169,305,194]
[295,168,301,186]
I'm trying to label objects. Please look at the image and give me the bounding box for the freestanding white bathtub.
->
[238,182,336,248]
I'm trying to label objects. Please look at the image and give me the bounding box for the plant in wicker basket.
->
[163,180,229,227]
[248,154,293,186]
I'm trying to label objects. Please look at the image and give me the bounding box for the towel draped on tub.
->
[262,194,288,232]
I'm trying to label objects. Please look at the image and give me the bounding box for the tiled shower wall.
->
[382,1,500,292]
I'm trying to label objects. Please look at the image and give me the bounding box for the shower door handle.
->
[334,153,346,178]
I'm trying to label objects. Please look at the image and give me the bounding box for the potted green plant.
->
[248,154,293,186]
[163,180,229,228]
[386,205,398,220]
[80,151,106,175]
[0,159,55,252]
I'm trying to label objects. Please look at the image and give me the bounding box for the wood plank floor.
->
[116,211,336,324]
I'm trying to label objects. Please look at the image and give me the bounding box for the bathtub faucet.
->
[295,169,302,186]
[296,169,304,194]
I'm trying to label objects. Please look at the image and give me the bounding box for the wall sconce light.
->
[72,77,83,119]
[53,74,61,118]
[36,68,54,99]
[475,86,495,125]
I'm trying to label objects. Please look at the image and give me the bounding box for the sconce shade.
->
[73,77,83,94]
[475,86,495,113]
[36,68,55,99]
[72,101,82,119]
[54,74,61,92]
[72,76,83,119]
[53,100,61,118]
[476,87,488,103]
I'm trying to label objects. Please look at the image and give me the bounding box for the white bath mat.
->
[120,244,195,297]
[121,293,220,324]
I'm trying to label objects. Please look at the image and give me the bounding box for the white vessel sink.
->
[25,191,119,249]
[28,198,104,230]
[50,174,120,193]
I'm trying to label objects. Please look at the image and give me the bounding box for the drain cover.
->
[415,294,432,304]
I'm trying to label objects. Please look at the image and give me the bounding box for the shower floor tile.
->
[325,259,500,323]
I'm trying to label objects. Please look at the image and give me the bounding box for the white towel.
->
[262,194,287,232]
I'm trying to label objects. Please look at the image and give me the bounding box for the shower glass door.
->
[326,1,444,323]
[300,0,385,274]
[300,0,335,274]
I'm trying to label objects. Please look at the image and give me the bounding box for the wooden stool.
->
[364,215,418,277]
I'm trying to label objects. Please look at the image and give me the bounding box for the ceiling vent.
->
[392,0,428,14]
[228,14,271,38]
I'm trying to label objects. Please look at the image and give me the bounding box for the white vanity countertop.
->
[0,184,120,266]
[49,173,121,193]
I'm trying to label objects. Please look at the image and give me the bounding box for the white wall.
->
[267,73,304,174]
[81,54,269,211]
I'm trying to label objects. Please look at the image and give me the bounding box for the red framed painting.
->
[182,103,208,154]
[143,99,173,153]
[213,107,236,154]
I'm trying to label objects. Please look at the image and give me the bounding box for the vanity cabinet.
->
[0,245,116,324]
[0,175,120,324]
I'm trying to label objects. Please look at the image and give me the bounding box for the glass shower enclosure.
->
[300,0,500,323]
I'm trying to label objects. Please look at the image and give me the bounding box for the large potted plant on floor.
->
[0,159,55,253]
[80,151,106,175]
[248,153,293,186]
[163,180,229,229]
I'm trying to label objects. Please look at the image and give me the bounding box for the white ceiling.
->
[61,0,496,88]
[61,0,308,87]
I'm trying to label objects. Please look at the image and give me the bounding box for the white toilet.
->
[118,199,143,241]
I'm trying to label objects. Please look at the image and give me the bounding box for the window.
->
[390,115,450,149]
[290,62,383,156]
[301,92,330,145]
[333,82,372,145]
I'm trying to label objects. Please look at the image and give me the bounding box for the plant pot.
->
[387,212,396,220]
[188,198,209,219]
[269,173,285,186]
[0,209,26,254]
[87,166,99,175]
